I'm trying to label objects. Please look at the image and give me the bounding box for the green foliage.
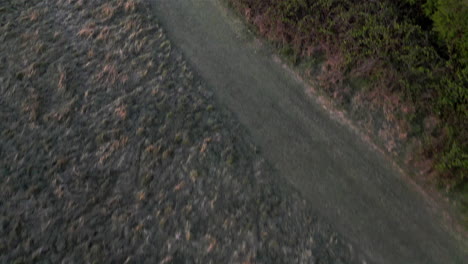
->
[406,0,468,64]
[277,0,309,23]
[436,126,468,185]
[427,0,467,64]
[437,70,468,119]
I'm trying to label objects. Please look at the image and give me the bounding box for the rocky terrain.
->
[0,0,366,263]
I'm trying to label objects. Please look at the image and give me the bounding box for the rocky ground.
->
[0,0,367,263]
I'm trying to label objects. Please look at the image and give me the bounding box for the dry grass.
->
[58,66,67,91]
[318,52,346,91]
[26,10,40,22]
[96,26,111,41]
[77,22,96,39]
[100,3,117,20]
[114,104,127,120]
[22,89,40,122]
[124,0,137,12]
[96,63,119,85]
[98,136,129,165]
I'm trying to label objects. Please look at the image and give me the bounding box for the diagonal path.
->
[151,0,466,263]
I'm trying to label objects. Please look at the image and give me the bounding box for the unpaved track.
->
[150,0,466,263]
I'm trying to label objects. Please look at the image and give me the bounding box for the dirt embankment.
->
[0,0,365,263]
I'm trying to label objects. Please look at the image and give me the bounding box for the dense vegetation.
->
[227,0,467,217]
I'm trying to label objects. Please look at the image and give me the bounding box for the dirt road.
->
[150,0,467,263]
